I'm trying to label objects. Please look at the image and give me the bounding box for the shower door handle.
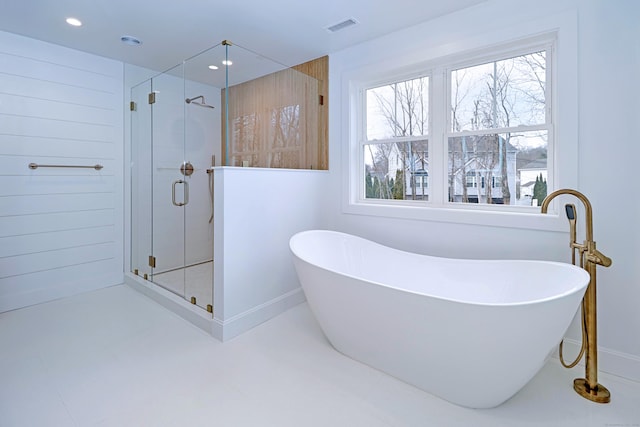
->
[172,179,189,206]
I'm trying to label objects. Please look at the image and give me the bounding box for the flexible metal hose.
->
[558,249,586,368]
[559,299,587,368]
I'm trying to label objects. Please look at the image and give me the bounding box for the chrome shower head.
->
[185,95,215,109]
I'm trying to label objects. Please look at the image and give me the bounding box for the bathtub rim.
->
[290,229,590,308]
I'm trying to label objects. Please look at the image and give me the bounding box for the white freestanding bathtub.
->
[289,230,589,408]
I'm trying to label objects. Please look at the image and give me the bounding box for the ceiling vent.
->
[326,18,358,33]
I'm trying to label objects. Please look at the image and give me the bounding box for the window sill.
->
[342,200,567,232]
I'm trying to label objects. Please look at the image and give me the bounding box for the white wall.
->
[328,0,640,381]
[213,167,329,340]
[577,0,640,380]
[0,31,124,311]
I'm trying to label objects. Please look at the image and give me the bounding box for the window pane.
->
[364,140,429,200]
[451,51,546,132]
[366,77,429,140]
[447,131,547,205]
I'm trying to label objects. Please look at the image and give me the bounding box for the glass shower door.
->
[149,67,187,298]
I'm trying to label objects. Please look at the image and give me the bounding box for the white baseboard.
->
[554,338,640,383]
[124,273,305,342]
[218,288,307,341]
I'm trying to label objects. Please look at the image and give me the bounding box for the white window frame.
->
[342,13,578,231]
[359,72,432,205]
[443,41,554,208]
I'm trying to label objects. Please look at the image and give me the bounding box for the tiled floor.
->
[1,285,639,427]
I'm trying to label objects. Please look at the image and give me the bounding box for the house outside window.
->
[357,37,553,211]
[363,77,429,201]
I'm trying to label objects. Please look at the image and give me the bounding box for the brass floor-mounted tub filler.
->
[541,189,612,403]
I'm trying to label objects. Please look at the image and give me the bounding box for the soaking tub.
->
[289,230,589,408]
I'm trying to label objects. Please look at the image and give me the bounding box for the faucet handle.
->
[589,247,612,267]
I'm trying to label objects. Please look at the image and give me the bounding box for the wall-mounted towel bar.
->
[28,163,103,170]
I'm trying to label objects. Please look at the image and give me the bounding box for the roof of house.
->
[520,159,547,170]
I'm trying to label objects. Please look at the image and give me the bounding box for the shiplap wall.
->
[0,31,124,312]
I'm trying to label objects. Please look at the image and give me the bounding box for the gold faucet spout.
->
[540,188,593,242]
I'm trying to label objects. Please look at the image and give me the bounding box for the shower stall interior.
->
[129,41,323,315]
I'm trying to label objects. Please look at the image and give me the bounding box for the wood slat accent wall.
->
[222,56,328,170]
[292,56,328,170]
[0,31,124,312]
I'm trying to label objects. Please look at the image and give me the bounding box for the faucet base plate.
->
[573,378,610,403]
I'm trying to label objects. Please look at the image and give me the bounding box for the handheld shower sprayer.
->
[565,203,576,221]
[565,204,579,266]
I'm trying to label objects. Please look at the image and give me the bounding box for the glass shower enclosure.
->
[129,41,321,314]
[130,45,225,312]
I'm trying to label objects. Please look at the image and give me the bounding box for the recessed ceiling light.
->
[222,60,232,66]
[120,35,142,46]
[66,17,82,27]
[208,65,219,70]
